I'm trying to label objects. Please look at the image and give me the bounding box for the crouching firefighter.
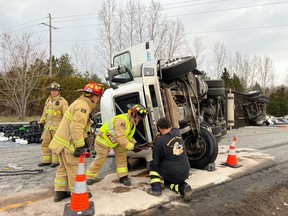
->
[48,82,103,202]
[86,104,148,186]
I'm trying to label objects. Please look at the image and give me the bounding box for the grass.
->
[0,116,41,123]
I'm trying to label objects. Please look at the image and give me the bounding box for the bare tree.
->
[211,41,227,79]
[191,36,206,68]
[124,0,137,46]
[94,0,117,69]
[258,56,275,95]
[0,32,46,120]
[94,0,190,70]
[71,41,84,74]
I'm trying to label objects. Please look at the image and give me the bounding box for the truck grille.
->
[114,92,146,143]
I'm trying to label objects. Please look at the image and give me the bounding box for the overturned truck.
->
[101,41,220,169]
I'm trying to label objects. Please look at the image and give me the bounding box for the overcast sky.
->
[0,0,287,85]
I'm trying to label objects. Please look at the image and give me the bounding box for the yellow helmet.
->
[127,104,148,119]
[47,82,61,91]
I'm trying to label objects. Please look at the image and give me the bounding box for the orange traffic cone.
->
[222,136,242,168]
[64,155,95,216]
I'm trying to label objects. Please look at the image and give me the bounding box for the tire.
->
[161,56,197,82]
[205,79,225,88]
[211,124,221,135]
[207,88,225,96]
[184,127,218,169]
[245,90,260,98]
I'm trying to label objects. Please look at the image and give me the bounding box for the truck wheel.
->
[184,127,218,169]
[207,88,225,96]
[161,56,197,82]
[205,79,225,88]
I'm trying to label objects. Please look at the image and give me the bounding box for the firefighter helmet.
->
[127,104,148,119]
[77,82,103,96]
[47,81,61,91]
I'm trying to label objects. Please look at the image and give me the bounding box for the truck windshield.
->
[113,52,132,71]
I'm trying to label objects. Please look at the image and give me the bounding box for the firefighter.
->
[146,117,193,202]
[86,104,148,186]
[48,82,103,202]
[38,81,68,168]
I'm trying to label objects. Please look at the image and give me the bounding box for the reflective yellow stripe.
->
[53,135,75,152]
[54,179,67,187]
[45,110,54,114]
[151,178,161,183]
[53,135,71,148]
[175,184,179,193]
[96,136,117,148]
[42,155,52,163]
[126,142,134,151]
[74,138,84,147]
[149,171,160,177]
[86,171,98,178]
[64,111,72,121]
[116,167,128,174]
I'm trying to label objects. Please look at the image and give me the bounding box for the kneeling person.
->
[146,117,192,202]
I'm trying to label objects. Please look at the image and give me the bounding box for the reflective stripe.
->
[151,178,161,184]
[73,181,87,194]
[175,184,179,193]
[96,135,117,148]
[99,114,136,148]
[126,142,134,151]
[42,155,52,163]
[53,135,75,152]
[73,138,84,147]
[54,179,67,187]
[45,110,54,114]
[116,167,128,174]
[64,111,73,121]
[149,171,160,177]
[86,171,98,178]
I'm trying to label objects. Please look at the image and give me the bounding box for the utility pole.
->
[41,14,57,76]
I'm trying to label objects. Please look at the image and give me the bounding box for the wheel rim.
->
[184,135,207,161]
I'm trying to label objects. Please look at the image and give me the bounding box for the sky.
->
[0,0,287,86]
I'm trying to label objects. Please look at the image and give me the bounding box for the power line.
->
[167,1,288,17]
[186,23,288,34]
[0,17,46,32]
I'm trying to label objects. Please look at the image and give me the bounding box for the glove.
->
[132,143,142,153]
[74,147,85,157]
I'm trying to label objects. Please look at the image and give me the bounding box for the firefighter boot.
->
[38,162,51,167]
[86,179,97,186]
[50,163,59,168]
[183,184,193,202]
[54,191,71,202]
[146,188,162,196]
[119,176,131,186]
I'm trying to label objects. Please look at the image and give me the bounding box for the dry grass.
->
[0,116,41,123]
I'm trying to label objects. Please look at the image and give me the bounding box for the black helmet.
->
[127,104,148,119]
[47,82,61,91]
